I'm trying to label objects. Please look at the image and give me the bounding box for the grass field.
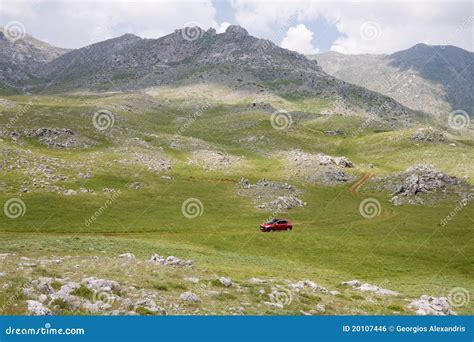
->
[0,88,472,315]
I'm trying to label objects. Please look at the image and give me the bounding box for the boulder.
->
[82,277,121,292]
[165,256,194,267]
[219,277,233,287]
[334,157,354,168]
[180,292,201,303]
[26,300,51,316]
[289,280,327,293]
[150,254,165,263]
[341,280,399,296]
[408,295,456,316]
[119,253,135,260]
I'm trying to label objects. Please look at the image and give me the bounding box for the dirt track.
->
[349,172,374,195]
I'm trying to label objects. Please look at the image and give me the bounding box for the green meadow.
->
[0,88,472,314]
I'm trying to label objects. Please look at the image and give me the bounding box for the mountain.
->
[21,25,412,124]
[39,25,326,92]
[310,44,474,116]
[0,28,69,92]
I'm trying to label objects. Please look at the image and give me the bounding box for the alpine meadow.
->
[0,1,472,318]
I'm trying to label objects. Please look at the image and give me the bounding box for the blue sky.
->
[212,0,341,52]
[0,0,472,54]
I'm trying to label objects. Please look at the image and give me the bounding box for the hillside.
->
[311,44,474,117]
[0,28,69,92]
[2,26,419,126]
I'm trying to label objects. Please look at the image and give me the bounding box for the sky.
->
[0,0,472,54]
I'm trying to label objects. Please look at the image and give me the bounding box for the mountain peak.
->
[225,25,248,36]
[411,43,430,49]
[119,33,141,40]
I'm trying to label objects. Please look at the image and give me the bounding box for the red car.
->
[260,218,293,232]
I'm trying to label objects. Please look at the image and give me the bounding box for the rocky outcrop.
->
[370,164,471,205]
[150,254,194,267]
[26,300,52,316]
[259,195,306,212]
[341,280,400,296]
[6,128,95,149]
[393,164,462,195]
[237,178,306,212]
[408,295,457,316]
[276,150,356,185]
[188,150,243,171]
[180,292,201,303]
[289,280,327,293]
[411,127,447,143]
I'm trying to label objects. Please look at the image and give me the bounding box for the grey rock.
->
[82,277,121,292]
[119,253,135,260]
[315,303,326,313]
[341,279,399,296]
[324,130,344,136]
[150,254,165,263]
[411,127,447,143]
[27,300,52,316]
[248,277,267,284]
[408,295,457,316]
[180,291,201,303]
[289,280,327,293]
[165,256,194,267]
[219,277,233,287]
[184,277,200,284]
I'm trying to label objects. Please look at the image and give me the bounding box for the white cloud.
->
[215,21,231,34]
[0,0,472,53]
[231,0,473,54]
[0,0,220,48]
[281,24,319,54]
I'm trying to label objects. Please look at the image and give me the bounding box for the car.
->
[260,218,293,232]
